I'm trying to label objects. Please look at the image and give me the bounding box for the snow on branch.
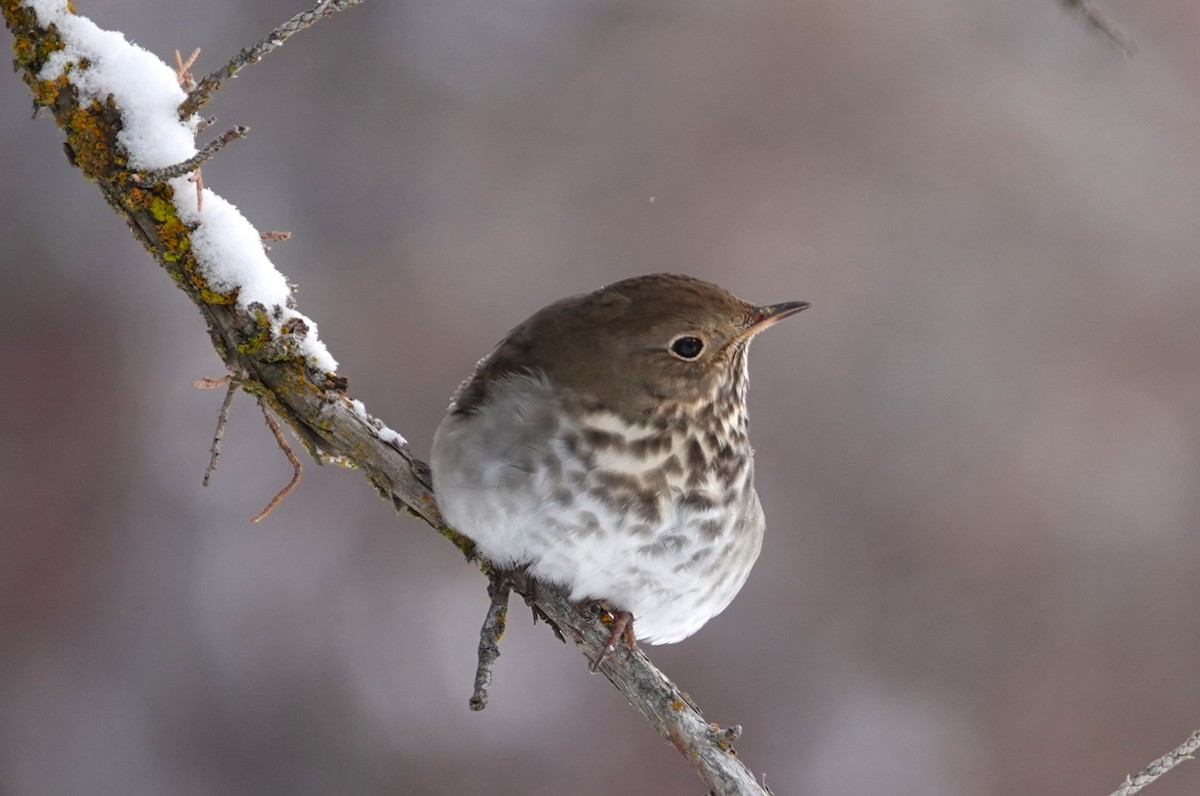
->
[3,2,768,793]
[17,0,336,372]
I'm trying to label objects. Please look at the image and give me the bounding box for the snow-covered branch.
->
[2,2,767,793]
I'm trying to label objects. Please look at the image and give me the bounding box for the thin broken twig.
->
[252,399,303,522]
[1061,0,1133,55]
[193,374,238,486]
[180,0,366,118]
[469,571,511,711]
[138,125,249,184]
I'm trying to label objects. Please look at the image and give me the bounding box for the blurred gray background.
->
[4,0,1200,794]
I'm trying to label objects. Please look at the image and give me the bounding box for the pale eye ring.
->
[669,335,705,360]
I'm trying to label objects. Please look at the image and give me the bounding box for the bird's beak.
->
[743,300,811,335]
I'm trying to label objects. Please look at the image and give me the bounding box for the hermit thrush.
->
[431,274,808,659]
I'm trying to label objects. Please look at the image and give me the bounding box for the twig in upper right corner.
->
[1108,729,1200,796]
[1062,0,1134,55]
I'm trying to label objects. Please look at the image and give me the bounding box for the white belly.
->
[431,372,764,644]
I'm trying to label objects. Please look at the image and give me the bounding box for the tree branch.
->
[4,2,767,793]
[192,372,239,485]
[1107,730,1200,796]
[1060,0,1133,54]
[468,570,511,712]
[137,124,249,182]
[179,0,367,117]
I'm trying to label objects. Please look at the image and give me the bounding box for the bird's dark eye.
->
[670,336,704,359]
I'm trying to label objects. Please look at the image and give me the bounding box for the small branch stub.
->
[469,571,511,711]
[193,373,239,486]
[251,399,303,523]
[708,724,744,748]
[137,125,249,183]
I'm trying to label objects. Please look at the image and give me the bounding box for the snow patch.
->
[31,0,338,373]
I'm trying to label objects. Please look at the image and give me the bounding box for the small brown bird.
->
[431,274,808,658]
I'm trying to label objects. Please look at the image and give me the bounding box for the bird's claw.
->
[591,607,636,672]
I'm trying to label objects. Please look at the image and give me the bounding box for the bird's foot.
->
[502,567,543,624]
[498,568,566,642]
[590,603,636,672]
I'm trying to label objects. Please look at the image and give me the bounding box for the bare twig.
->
[251,399,303,523]
[1108,729,1200,796]
[138,125,249,183]
[193,376,233,389]
[180,0,366,118]
[1061,0,1133,55]
[469,571,511,711]
[259,230,292,253]
[193,374,238,486]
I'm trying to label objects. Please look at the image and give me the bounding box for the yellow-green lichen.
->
[235,331,273,358]
[59,95,128,183]
[233,307,291,360]
[5,4,65,75]
[158,218,187,249]
[7,8,129,185]
[30,72,67,108]
[440,526,478,560]
[146,194,175,222]
[197,285,236,304]
[147,197,192,262]
[132,192,231,305]
[9,19,70,111]
[490,612,507,639]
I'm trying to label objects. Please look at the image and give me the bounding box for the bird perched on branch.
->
[432,273,809,665]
